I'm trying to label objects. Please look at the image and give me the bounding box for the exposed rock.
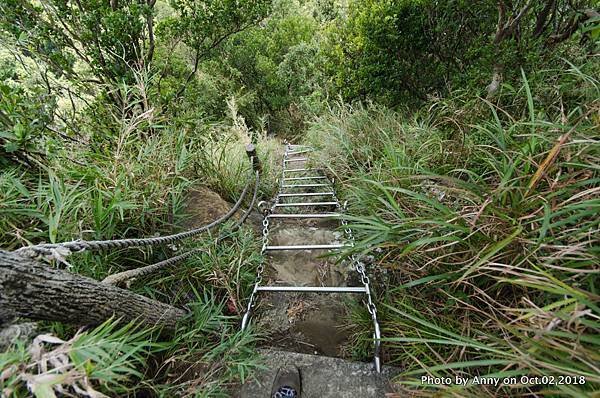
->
[183,186,262,232]
[238,151,396,396]
[252,218,356,357]
[183,187,240,228]
[238,349,399,398]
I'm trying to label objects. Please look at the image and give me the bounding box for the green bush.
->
[322,0,595,105]
[0,82,56,166]
[307,61,599,396]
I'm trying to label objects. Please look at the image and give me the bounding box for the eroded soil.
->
[251,190,359,357]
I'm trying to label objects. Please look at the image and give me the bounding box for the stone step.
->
[238,349,398,398]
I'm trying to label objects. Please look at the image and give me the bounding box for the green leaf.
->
[458,225,523,282]
[4,141,19,153]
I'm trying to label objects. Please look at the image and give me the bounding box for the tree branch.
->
[0,250,187,334]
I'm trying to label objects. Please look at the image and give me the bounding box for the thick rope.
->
[238,170,260,226]
[102,248,206,286]
[220,170,260,239]
[16,175,253,261]
[101,170,261,286]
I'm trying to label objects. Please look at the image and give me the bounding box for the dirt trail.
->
[251,156,358,358]
[235,147,395,398]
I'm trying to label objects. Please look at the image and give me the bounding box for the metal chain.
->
[242,143,381,373]
[269,143,291,212]
[340,207,377,315]
[340,197,382,372]
[242,143,290,330]
[241,206,270,330]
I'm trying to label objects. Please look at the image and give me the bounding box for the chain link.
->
[339,195,381,370]
[243,143,295,329]
[242,181,276,329]
[242,143,381,372]
[243,209,270,318]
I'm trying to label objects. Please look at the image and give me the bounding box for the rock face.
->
[183,186,262,232]
[238,349,398,398]
[0,322,38,350]
[183,187,240,228]
[266,220,346,286]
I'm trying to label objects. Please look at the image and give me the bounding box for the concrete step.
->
[238,349,398,398]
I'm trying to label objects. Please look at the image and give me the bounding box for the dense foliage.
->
[307,58,599,395]
[1,0,598,396]
[326,0,598,104]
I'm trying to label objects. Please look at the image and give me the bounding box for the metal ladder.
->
[241,143,382,372]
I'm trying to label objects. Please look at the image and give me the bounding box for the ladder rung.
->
[283,168,320,173]
[279,192,334,197]
[266,244,347,251]
[257,286,366,293]
[282,184,329,188]
[287,150,312,155]
[267,213,341,219]
[275,202,338,207]
[284,158,309,162]
[283,176,327,181]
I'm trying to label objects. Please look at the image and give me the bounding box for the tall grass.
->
[0,79,195,261]
[1,76,271,395]
[0,319,159,397]
[307,59,599,396]
[1,297,260,397]
[149,292,260,397]
[196,98,282,201]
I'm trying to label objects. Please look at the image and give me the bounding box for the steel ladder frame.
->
[240,143,382,372]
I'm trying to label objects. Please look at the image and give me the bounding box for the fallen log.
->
[0,250,187,334]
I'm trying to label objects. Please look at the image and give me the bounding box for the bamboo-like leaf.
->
[458,225,523,282]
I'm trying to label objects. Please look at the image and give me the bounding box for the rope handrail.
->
[218,169,261,240]
[102,169,261,286]
[15,146,262,262]
[102,248,206,286]
[15,179,251,261]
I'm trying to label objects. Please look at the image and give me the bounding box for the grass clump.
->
[150,293,260,397]
[1,297,261,397]
[195,99,283,201]
[0,75,273,395]
[0,319,159,397]
[307,60,599,396]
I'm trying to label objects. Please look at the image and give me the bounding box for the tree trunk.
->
[486,63,503,97]
[145,0,157,65]
[0,250,187,334]
[533,0,556,38]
